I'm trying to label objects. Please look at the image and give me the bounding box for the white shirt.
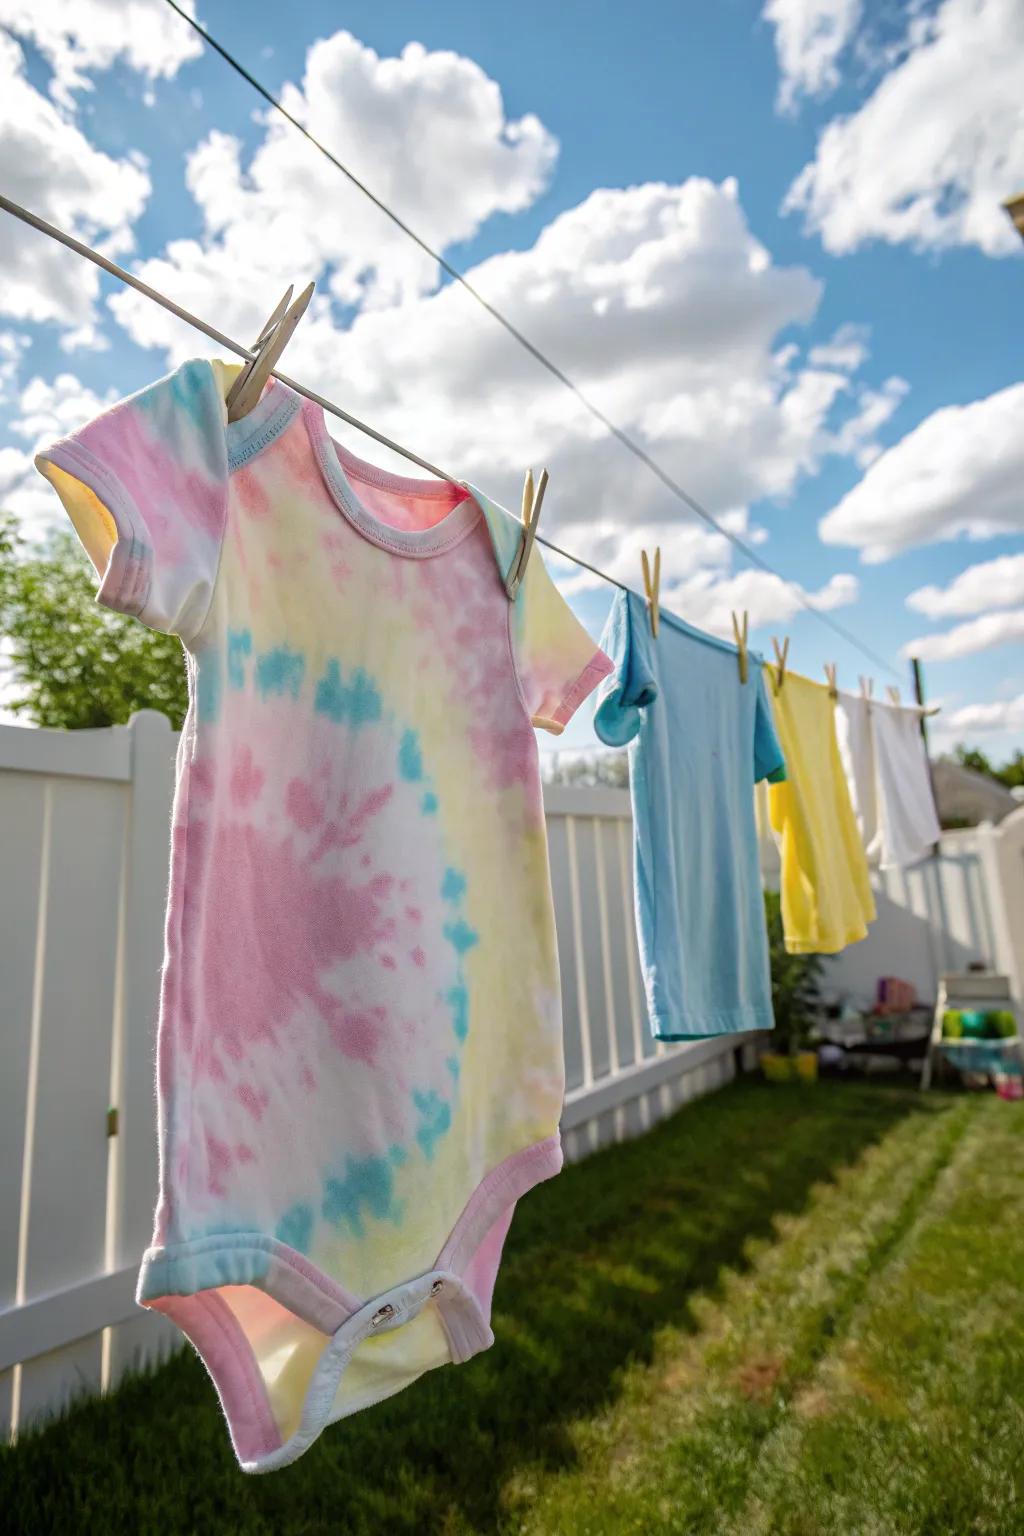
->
[835,691,940,868]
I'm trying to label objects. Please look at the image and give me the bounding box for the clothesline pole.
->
[911,654,942,855]
[911,657,928,745]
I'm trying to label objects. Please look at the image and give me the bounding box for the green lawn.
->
[4,1078,1023,1535]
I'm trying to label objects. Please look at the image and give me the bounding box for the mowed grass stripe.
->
[6,1082,1016,1536]
[510,1091,974,1534]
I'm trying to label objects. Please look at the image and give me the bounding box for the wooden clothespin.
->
[859,675,874,703]
[731,610,749,684]
[641,546,661,638]
[504,467,548,600]
[824,662,838,700]
[886,685,901,707]
[226,282,315,423]
[251,286,294,352]
[771,635,789,693]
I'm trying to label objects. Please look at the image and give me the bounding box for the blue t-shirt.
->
[594,590,786,1040]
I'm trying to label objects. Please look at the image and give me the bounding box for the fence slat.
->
[592,817,619,1078]
[0,775,48,1437]
[546,814,584,1093]
[615,817,646,1065]
[598,818,635,1070]
[572,818,610,1083]
[16,777,125,1430]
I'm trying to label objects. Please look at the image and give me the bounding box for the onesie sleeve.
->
[754,664,787,784]
[35,358,232,646]
[593,589,658,748]
[511,547,613,734]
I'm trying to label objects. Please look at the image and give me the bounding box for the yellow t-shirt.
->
[765,667,875,954]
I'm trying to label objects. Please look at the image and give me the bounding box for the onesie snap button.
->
[370,1303,396,1328]
[430,1279,444,1296]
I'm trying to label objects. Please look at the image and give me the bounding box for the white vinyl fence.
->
[0,714,743,1438]
[770,817,1024,1014]
[5,713,1021,1439]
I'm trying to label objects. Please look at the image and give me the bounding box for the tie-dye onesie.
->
[36,361,611,1472]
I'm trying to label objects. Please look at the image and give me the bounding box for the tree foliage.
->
[541,747,629,788]
[0,511,188,730]
[952,742,1024,791]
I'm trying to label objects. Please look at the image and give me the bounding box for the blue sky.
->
[1,0,1021,757]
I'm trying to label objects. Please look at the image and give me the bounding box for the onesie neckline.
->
[298,393,481,558]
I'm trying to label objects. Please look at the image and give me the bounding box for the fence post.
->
[106,711,178,1386]
[975,814,1024,1009]
[0,772,50,1438]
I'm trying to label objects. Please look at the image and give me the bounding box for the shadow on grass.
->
[1,1078,949,1536]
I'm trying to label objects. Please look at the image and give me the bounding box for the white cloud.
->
[907,553,1024,619]
[547,516,741,600]
[0,371,117,530]
[110,29,557,335]
[903,609,1024,662]
[0,443,55,528]
[0,1,201,103]
[785,0,1024,256]
[669,568,858,639]
[938,692,1024,735]
[552,513,859,626]
[9,372,118,447]
[820,384,1024,562]
[808,322,869,372]
[826,375,908,467]
[0,445,30,494]
[552,511,858,636]
[95,28,891,574]
[296,178,880,532]
[764,0,862,112]
[0,331,28,401]
[113,163,891,575]
[720,508,769,546]
[0,33,150,341]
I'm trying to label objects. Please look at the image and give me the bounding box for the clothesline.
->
[159,0,902,685]
[0,190,903,685]
[0,193,629,596]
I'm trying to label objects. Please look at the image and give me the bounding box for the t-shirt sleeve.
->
[34,358,232,645]
[510,546,613,734]
[754,665,787,784]
[593,589,658,747]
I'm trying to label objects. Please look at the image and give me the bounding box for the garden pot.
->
[760,1052,794,1082]
[795,1051,819,1083]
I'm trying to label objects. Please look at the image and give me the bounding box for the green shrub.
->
[764,890,823,1055]
[0,512,188,730]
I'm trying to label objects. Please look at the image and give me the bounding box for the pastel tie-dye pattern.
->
[36,361,611,1473]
